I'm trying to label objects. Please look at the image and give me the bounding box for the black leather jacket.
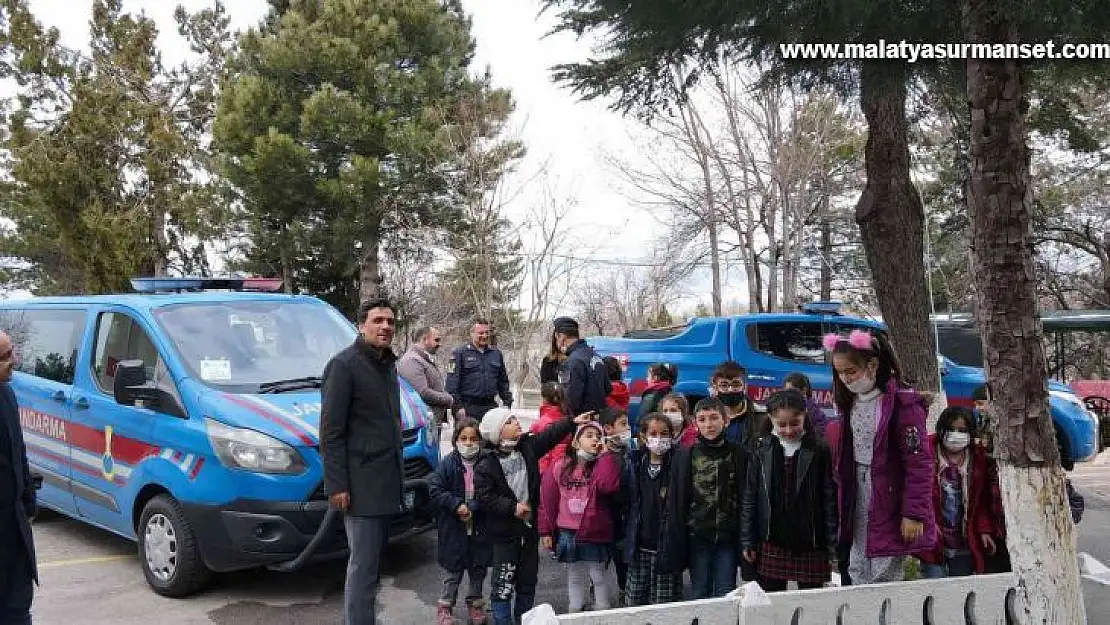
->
[740,435,837,553]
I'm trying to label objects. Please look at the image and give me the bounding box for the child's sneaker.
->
[437,604,454,625]
[467,601,488,625]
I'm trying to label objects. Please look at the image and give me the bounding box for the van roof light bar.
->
[129,277,284,293]
[800,301,843,315]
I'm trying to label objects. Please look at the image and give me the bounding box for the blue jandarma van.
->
[0,277,439,596]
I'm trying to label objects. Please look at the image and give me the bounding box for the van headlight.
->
[206,418,307,474]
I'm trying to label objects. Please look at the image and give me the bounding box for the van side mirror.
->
[112,359,162,408]
[112,359,185,418]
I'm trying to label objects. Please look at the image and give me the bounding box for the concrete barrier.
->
[535,573,1018,625]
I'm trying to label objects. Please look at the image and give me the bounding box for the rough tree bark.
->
[358,227,384,303]
[855,64,944,408]
[964,0,1086,622]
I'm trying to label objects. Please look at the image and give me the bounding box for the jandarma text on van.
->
[778,41,1110,62]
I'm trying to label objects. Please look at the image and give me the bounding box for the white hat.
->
[480,408,515,446]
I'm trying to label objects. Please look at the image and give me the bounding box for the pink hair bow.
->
[822,330,875,351]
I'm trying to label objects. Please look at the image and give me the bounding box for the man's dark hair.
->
[473,318,491,327]
[412,326,434,341]
[358,298,395,323]
[711,360,746,381]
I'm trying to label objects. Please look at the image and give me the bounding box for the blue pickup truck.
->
[588,302,1099,466]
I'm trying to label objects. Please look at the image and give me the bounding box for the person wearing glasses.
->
[398,326,457,443]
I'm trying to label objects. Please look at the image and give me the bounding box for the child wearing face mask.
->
[823,330,936,585]
[711,361,769,451]
[538,422,623,613]
[623,413,684,605]
[429,418,492,624]
[741,390,837,592]
[476,408,590,625]
[660,397,749,598]
[917,407,1002,579]
[659,392,698,449]
[599,408,633,601]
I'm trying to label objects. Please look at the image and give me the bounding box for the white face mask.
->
[458,443,480,460]
[845,375,876,395]
[499,438,518,449]
[664,412,685,434]
[577,449,599,462]
[645,436,673,455]
[607,431,632,448]
[943,431,970,452]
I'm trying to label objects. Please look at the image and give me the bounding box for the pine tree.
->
[214,0,507,316]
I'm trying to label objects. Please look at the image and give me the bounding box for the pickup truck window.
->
[746,321,826,364]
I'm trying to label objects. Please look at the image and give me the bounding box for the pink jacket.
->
[538,451,622,544]
[828,382,937,558]
[532,404,571,475]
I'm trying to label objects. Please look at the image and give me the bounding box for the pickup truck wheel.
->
[138,494,210,597]
[1056,424,1074,472]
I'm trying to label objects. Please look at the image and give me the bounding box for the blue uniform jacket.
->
[562,340,610,416]
[445,344,512,406]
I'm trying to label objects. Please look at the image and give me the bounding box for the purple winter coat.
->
[828,382,937,558]
[806,396,830,440]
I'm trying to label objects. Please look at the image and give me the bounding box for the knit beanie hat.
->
[575,421,602,441]
[480,408,515,446]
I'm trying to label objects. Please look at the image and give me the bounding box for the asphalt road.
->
[24,442,1110,624]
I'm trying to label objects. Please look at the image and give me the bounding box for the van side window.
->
[15,309,85,384]
[93,312,180,408]
[746,321,826,364]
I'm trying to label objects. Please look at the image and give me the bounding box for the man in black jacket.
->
[553,317,610,415]
[322,299,404,625]
[1,330,36,625]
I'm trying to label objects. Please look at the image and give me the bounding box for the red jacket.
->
[918,435,1002,573]
[538,452,623,544]
[607,381,631,411]
[679,424,698,449]
[532,404,571,475]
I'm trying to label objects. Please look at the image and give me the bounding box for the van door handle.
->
[51,390,66,403]
[73,397,90,410]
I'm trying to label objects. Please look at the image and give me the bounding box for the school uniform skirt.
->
[757,543,831,585]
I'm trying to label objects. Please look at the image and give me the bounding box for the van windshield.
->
[154,300,356,393]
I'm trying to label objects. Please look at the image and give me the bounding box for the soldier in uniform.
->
[446,319,513,423]
[552,317,611,415]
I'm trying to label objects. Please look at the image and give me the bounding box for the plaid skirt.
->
[756,543,831,585]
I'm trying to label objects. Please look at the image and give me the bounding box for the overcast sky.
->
[10,0,735,310]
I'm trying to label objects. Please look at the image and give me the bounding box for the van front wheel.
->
[138,494,210,597]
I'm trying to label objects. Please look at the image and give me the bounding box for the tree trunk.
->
[152,210,168,277]
[709,219,723,316]
[964,0,1085,620]
[820,196,833,301]
[855,64,942,396]
[279,229,295,295]
[358,227,384,303]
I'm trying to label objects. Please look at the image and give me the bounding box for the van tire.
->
[1056,424,1074,472]
[138,494,210,597]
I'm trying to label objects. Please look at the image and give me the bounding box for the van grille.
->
[404,458,433,480]
[402,427,419,447]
